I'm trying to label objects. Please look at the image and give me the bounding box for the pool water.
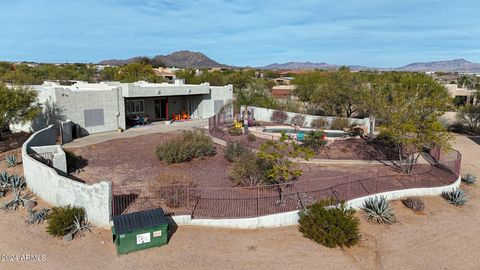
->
[263,128,346,138]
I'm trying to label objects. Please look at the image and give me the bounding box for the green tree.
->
[370,73,453,173]
[0,83,40,140]
[257,132,314,203]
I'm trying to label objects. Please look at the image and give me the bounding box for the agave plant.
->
[442,188,467,206]
[361,196,396,224]
[5,155,19,167]
[401,197,425,211]
[2,187,36,211]
[63,215,92,241]
[0,172,9,196]
[26,208,50,225]
[8,175,25,190]
[462,173,477,184]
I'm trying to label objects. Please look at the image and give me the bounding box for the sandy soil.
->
[0,135,479,270]
[67,131,388,188]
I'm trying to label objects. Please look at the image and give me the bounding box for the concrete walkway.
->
[64,119,208,148]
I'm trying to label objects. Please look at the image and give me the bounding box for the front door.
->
[154,98,167,120]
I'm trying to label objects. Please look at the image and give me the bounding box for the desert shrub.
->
[373,132,396,147]
[330,117,349,130]
[303,131,327,152]
[401,197,425,211]
[442,188,467,206]
[348,127,364,137]
[229,152,269,186]
[224,142,251,162]
[47,205,86,237]
[311,117,328,129]
[271,110,288,124]
[156,129,216,164]
[298,198,360,248]
[361,196,396,224]
[247,133,256,142]
[290,115,306,127]
[228,127,243,136]
[462,173,477,184]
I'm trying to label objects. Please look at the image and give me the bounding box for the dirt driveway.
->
[0,134,478,270]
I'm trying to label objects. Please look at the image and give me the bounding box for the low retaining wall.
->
[171,175,461,229]
[22,125,112,227]
[250,106,371,133]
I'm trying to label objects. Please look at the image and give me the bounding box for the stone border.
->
[170,175,461,229]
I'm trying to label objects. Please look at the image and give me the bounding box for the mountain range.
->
[99,51,480,73]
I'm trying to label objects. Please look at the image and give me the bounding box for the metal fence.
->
[29,152,54,167]
[112,148,461,218]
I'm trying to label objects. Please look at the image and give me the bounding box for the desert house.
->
[12,79,233,136]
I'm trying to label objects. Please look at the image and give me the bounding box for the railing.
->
[112,148,461,218]
[28,152,54,167]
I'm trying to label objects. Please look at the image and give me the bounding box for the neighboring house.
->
[152,67,176,81]
[12,80,232,136]
[271,85,296,99]
[442,84,478,124]
[272,77,294,85]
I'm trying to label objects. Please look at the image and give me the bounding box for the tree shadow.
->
[30,98,66,132]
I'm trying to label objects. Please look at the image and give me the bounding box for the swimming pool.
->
[262,127,347,138]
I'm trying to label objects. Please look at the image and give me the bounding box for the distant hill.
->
[260,62,337,70]
[394,59,480,73]
[259,59,480,73]
[99,50,230,68]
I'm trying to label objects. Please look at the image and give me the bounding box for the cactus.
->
[442,188,467,206]
[401,197,425,211]
[5,155,19,167]
[26,208,50,225]
[361,196,396,224]
[63,215,92,241]
[462,173,477,184]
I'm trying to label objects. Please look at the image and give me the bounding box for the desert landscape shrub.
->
[247,133,256,142]
[228,127,243,136]
[348,127,364,137]
[156,129,216,164]
[303,131,327,152]
[271,110,288,124]
[442,188,467,206]
[462,173,477,184]
[229,152,269,186]
[401,197,425,211]
[330,117,349,130]
[224,142,251,162]
[290,115,306,127]
[361,196,396,224]
[298,198,360,248]
[311,117,328,129]
[47,205,86,237]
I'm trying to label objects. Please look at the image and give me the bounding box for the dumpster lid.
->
[113,208,168,234]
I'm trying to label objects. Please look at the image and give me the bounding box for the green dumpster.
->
[112,208,169,255]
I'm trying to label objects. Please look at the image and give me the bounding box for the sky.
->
[0,0,479,67]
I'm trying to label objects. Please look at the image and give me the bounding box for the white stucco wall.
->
[171,176,461,229]
[250,106,370,132]
[22,125,112,227]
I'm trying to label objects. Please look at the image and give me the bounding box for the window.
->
[126,100,145,114]
[84,109,105,127]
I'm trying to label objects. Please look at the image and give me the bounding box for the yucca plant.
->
[26,208,50,225]
[361,196,396,224]
[462,173,477,184]
[5,155,19,167]
[2,187,36,211]
[62,215,92,241]
[442,188,467,206]
[401,197,425,211]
